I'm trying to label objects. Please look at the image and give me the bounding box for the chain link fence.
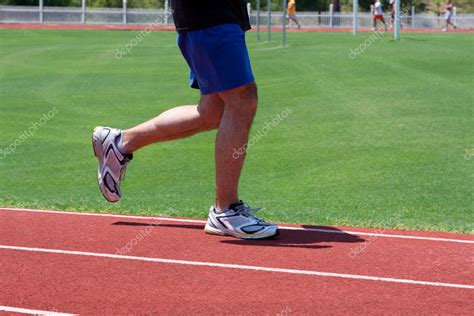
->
[0,5,171,25]
[250,11,473,29]
[1,5,473,29]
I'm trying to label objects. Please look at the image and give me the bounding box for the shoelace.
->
[235,203,268,224]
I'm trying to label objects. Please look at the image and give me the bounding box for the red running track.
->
[1,23,473,33]
[0,208,473,315]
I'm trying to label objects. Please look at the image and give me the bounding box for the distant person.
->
[389,0,403,30]
[286,0,301,29]
[442,0,457,31]
[372,0,387,32]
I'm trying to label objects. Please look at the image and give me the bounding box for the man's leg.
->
[444,20,450,31]
[214,82,258,211]
[381,16,387,29]
[116,81,257,213]
[92,94,224,202]
[122,94,224,153]
[204,81,278,239]
[289,15,301,28]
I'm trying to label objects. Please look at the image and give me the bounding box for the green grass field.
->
[0,29,472,233]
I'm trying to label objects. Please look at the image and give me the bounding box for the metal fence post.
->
[282,0,286,47]
[411,5,415,28]
[267,0,271,42]
[329,4,333,28]
[256,0,261,40]
[81,0,86,24]
[39,0,43,23]
[123,0,127,25]
[164,0,169,25]
[353,0,358,35]
[394,0,400,40]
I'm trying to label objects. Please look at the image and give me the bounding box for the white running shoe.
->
[205,201,279,239]
[92,126,133,202]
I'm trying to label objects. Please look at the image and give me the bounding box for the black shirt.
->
[171,0,251,32]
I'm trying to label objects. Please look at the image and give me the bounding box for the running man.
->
[372,0,387,31]
[442,0,457,31]
[286,0,301,29]
[92,0,279,239]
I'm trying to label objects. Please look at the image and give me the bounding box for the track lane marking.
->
[1,207,473,244]
[1,245,473,290]
[0,306,75,315]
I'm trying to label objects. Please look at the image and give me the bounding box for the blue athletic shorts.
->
[177,23,255,95]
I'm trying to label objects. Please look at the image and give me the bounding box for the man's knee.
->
[239,82,258,105]
[221,82,259,117]
[239,83,258,120]
[198,94,224,130]
[204,110,223,130]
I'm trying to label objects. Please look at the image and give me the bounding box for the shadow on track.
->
[112,221,365,250]
[219,226,364,249]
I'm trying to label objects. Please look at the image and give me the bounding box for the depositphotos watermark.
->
[349,9,408,60]
[348,27,386,59]
[0,107,59,160]
[276,307,292,316]
[464,148,474,160]
[115,219,161,255]
[232,108,292,160]
[114,13,172,60]
[349,211,404,258]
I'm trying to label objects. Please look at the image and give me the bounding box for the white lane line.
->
[0,306,75,315]
[1,245,473,290]
[0,207,207,224]
[1,207,473,244]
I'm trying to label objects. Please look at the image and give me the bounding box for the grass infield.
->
[0,29,472,233]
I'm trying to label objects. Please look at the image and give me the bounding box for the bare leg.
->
[215,82,258,211]
[120,82,257,213]
[122,94,224,153]
[290,16,301,28]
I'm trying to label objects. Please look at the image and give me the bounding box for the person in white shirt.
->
[372,0,387,31]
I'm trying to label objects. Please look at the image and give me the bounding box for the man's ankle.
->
[215,200,240,213]
[120,131,134,154]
